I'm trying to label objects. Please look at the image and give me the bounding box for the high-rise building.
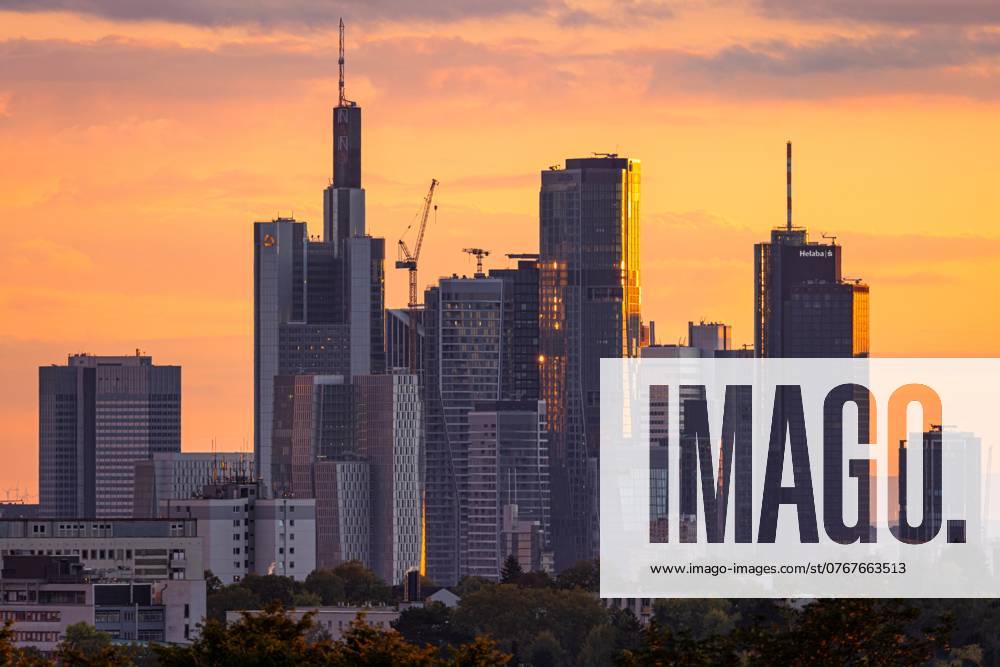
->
[466,400,550,580]
[345,236,386,377]
[490,258,541,401]
[539,155,641,569]
[354,374,422,585]
[254,31,386,492]
[754,143,868,359]
[423,277,505,585]
[39,354,181,518]
[254,219,385,493]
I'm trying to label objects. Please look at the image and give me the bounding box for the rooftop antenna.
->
[338,18,356,107]
[786,141,792,231]
[822,233,838,245]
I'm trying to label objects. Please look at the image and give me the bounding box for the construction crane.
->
[396,179,439,308]
[396,179,439,373]
[463,248,490,276]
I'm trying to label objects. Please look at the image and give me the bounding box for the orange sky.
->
[1,1,999,499]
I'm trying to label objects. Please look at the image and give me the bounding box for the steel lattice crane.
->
[395,179,439,373]
[463,248,490,277]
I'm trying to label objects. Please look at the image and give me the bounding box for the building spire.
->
[786,141,792,231]
[338,18,355,107]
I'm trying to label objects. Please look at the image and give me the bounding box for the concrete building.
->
[165,482,316,583]
[132,452,250,518]
[39,353,181,519]
[466,401,550,580]
[1,556,200,654]
[355,374,422,585]
[0,518,203,584]
[539,155,642,569]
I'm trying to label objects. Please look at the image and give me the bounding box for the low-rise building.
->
[0,555,201,655]
[227,605,400,641]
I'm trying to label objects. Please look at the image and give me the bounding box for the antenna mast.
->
[338,18,354,107]
[786,141,792,231]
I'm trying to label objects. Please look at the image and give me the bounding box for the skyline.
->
[3,2,1000,497]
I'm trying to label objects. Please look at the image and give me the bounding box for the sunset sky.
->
[1,0,999,498]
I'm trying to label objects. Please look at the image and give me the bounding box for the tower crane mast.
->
[395,179,439,373]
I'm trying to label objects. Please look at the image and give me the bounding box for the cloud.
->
[685,30,1000,77]
[641,28,1000,99]
[755,0,1000,26]
[0,0,547,27]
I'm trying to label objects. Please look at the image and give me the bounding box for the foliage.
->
[453,584,606,662]
[499,555,523,584]
[554,560,599,592]
[651,599,739,640]
[393,602,474,649]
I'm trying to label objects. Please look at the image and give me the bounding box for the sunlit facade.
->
[539,155,641,569]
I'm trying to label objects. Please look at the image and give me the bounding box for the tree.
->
[617,620,735,666]
[453,576,492,598]
[331,560,392,604]
[652,599,739,640]
[453,584,606,661]
[156,602,334,666]
[555,560,599,592]
[207,583,260,622]
[499,555,523,584]
[57,623,134,666]
[525,630,564,667]
[240,573,299,607]
[204,570,223,596]
[742,599,951,665]
[326,616,439,665]
[393,602,473,649]
[304,569,346,605]
[293,590,323,607]
[445,635,512,666]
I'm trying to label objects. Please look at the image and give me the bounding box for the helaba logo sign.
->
[600,359,996,598]
[797,248,833,258]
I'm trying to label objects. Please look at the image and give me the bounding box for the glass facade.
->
[539,156,641,569]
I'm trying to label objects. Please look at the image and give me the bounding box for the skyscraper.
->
[39,353,180,518]
[253,23,385,493]
[254,218,351,493]
[423,277,506,585]
[490,257,541,401]
[324,20,364,248]
[539,155,641,569]
[354,374,422,585]
[754,143,868,359]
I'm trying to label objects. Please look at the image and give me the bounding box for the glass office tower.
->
[539,155,641,570]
